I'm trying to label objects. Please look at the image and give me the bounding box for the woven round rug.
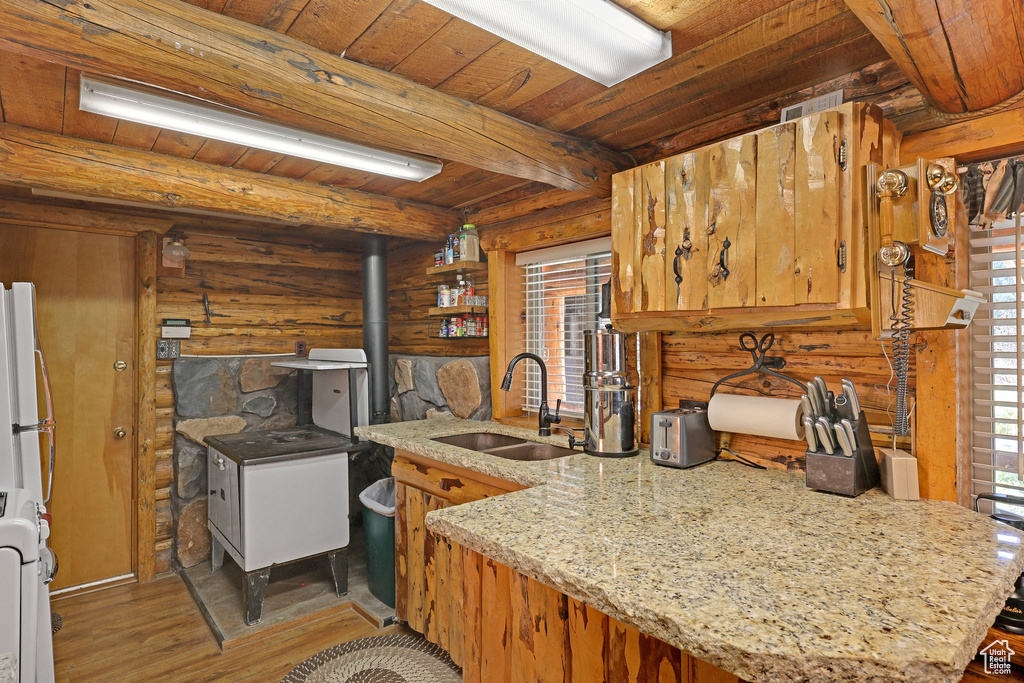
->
[281,633,461,683]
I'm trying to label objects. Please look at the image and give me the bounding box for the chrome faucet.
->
[500,352,561,436]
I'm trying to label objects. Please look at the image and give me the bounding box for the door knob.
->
[113,360,128,372]
[113,427,126,439]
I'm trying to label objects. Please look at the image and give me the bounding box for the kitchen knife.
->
[814,376,828,404]
[815,421,835,455]
[841,419,858,452]
[834,394,852,421]
[801,394,815,421]
[834,423,854,457]
[841,379,861,417]
[803,416,818,452]
[806,383,823,418]
[826,390,836,420]
[816,417,836,448]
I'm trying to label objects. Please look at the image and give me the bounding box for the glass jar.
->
[437,285,450,307]
[459,223,480,262]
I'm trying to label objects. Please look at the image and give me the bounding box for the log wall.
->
[388,240,489,357]
[152,228,364,573]
[661,329,915,472]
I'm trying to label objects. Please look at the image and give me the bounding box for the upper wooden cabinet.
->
[611,102,886,332]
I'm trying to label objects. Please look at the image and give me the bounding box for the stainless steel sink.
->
[431,432,577,461]
[432,432,526,451]
[483,442,578,461]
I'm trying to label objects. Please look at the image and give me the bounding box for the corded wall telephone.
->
[870,160,981,437]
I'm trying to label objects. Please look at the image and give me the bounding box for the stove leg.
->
[328,548,348,598]
[243,568,271,626]
[211,536,225,572]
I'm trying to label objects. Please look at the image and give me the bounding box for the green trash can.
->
[359,477,396,608]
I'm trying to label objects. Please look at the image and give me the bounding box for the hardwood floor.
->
[51,575,407,682]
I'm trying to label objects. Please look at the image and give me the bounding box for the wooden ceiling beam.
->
[844,0,1024,114]
[0,123,456,240]
[0,197,174,235]
[900,105,1024,164]
[0,0,630,196]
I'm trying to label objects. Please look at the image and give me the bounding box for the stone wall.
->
[171,357,303,569]
[389,355,491,422]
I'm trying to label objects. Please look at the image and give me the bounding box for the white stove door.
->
[0,547,20,679]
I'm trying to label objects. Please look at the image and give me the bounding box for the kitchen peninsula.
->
[358,417,1024,683]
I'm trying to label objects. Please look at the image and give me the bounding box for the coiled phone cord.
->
[890,263,914,436]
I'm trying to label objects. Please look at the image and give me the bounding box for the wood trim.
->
[478,198,611,253]
[0,0,629,195]
[0,123,457,240]
[136,232,158,582]
[0,198,173,236]
[900,105,1024,164]
[638,332,662,445]
[488,251,526,420]
[392,450,525,501]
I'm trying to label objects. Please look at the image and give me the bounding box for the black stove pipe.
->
[361,235,390,425]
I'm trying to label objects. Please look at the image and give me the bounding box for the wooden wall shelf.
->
[428,305,488,316]
[425,261,487,277]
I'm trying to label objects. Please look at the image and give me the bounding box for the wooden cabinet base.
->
[392,450,526,667]
[461,547,746,683]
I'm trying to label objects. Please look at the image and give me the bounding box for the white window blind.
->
[518,240,611,417]
[971,214,1024,510]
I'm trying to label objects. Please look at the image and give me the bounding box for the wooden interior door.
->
[0,224,135,590]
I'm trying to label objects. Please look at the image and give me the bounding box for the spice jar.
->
[437,285,450,307]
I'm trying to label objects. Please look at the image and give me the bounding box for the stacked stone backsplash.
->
[389,355,491,422]
[171,357,305,569]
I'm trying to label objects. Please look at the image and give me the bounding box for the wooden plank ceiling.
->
[0,0,895,233]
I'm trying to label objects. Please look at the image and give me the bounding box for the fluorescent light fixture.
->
[422,0,671,87]
[79,77,443,181]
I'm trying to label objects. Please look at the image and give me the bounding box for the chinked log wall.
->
[152,230,364,573]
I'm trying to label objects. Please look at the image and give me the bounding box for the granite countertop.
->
[356,417,1024,683]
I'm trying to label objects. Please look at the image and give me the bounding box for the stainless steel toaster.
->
[650,401,716,469]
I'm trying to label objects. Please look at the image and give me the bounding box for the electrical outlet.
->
[295,341,307,357]
[156,339,181,360]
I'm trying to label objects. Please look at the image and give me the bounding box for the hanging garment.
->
[963,165,985,226]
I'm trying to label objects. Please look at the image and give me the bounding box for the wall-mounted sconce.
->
[162,237,191,269]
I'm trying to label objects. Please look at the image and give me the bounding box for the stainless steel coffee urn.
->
[582,329,638,457]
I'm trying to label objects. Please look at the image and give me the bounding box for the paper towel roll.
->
[707,393,804,440]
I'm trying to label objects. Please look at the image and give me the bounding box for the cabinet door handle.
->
[718,238,731,281]
[673,246,684,285]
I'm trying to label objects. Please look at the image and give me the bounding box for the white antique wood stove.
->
[205,349,370,625]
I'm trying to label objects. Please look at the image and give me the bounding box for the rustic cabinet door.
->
[755,122,797,307]
[665,150,710,312]
[611,167,640,315]
[639,161,667,312]
[708,134,758,309]
[794,111,841,304]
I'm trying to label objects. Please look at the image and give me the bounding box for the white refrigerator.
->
[0,282,56,683]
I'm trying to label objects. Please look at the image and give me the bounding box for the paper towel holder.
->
[710,332,807,397]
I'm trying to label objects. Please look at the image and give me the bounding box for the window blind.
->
[971,214,1024,510]
[518,240,611,417]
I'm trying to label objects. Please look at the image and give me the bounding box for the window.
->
[518,239,612,417]
[971,214,1024,515]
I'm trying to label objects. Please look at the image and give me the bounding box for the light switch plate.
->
[156,339,181,360]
